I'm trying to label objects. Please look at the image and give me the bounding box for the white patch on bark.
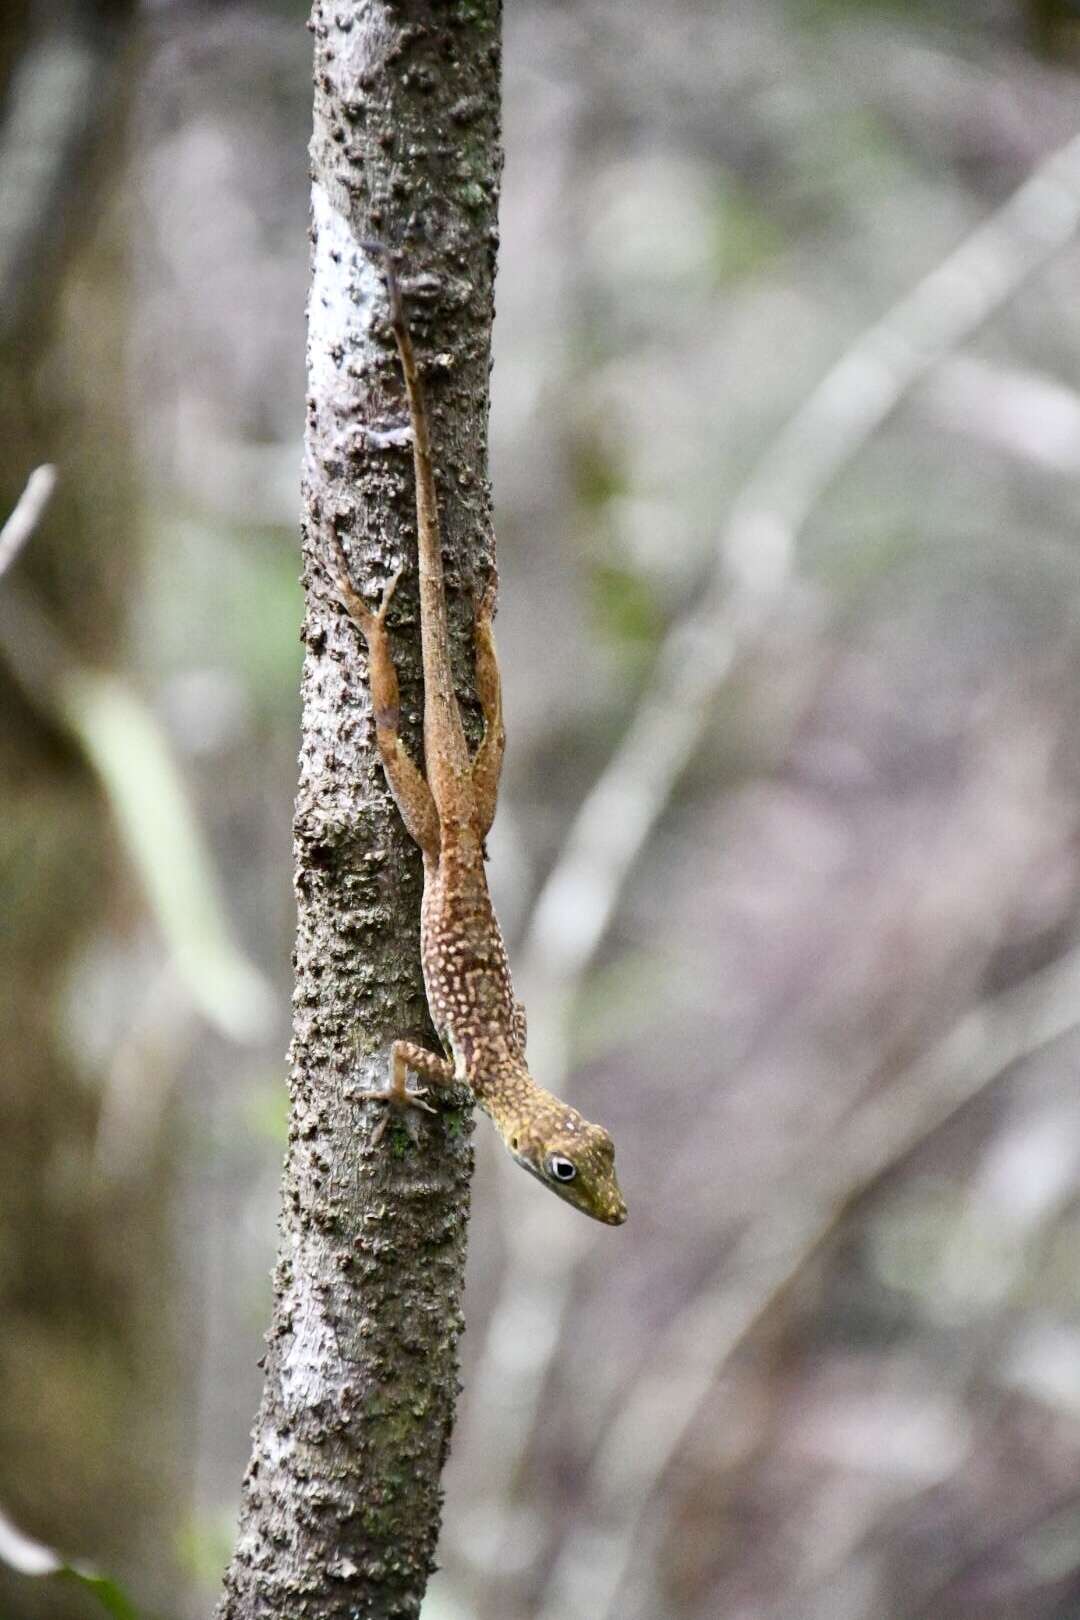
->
[361,421,413,450]
[280,1246,345,1414]
[307,179,378,395]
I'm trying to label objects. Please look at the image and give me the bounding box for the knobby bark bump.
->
[219,3,501,1616]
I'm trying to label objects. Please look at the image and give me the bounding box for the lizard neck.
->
[471,1054,629,1226]
[470,1054,563,1145]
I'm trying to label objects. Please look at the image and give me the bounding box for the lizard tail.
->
[367,244,469,793]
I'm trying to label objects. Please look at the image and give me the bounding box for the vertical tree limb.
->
[219,4,501,1617]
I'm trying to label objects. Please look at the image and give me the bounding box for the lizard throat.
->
[476,1062,628,1226]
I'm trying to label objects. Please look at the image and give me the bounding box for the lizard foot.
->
[328,535,404,637]
[357,1085,437,1145]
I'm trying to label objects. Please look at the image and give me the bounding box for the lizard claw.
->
[329,547,404,638]
[404,1085,438,1114]
[473,574,498,626]
[375,565,404,625]
[357,1084,438,1146]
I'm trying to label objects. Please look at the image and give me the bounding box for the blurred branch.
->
[0,582,273,1043]
[0,463,56,578]
[65,670,274,1043]
[529,118,1080,1013]
[908,1482,1080,1619]
[0,0,135,347]
[539,934,1080,1620]
[920,355,1080,473]
[775,1436,1080,1620]
[462,111,1080,1610]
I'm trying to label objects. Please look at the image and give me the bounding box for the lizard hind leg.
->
[356,1039,456,1145]
[470,578,505,840]
[328,543,440,857]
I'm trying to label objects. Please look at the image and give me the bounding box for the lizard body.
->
[330,250,627,1226]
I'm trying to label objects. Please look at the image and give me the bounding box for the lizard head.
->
[486,1076,627,1225]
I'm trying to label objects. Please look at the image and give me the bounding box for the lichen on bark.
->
[219,2,502,1615]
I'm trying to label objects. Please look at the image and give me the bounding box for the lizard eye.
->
[548,1154,577,1183]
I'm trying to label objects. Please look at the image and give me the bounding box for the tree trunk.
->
[218,3,501,1617]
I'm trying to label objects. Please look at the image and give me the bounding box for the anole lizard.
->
[329,249,627,1226]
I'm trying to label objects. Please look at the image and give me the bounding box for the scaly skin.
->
[329,249,627,1227]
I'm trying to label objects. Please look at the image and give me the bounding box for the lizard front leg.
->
[329,543,441,857]
[355,1039,456,1144]
[469,579,505,840]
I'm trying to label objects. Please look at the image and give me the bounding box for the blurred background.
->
[6,1,1080,1617]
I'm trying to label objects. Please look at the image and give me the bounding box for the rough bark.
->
[219,3,501,1617]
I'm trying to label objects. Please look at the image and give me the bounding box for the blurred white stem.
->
[0,581,273,1045]
[920,355,1080,473]
[0,464,56,578]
